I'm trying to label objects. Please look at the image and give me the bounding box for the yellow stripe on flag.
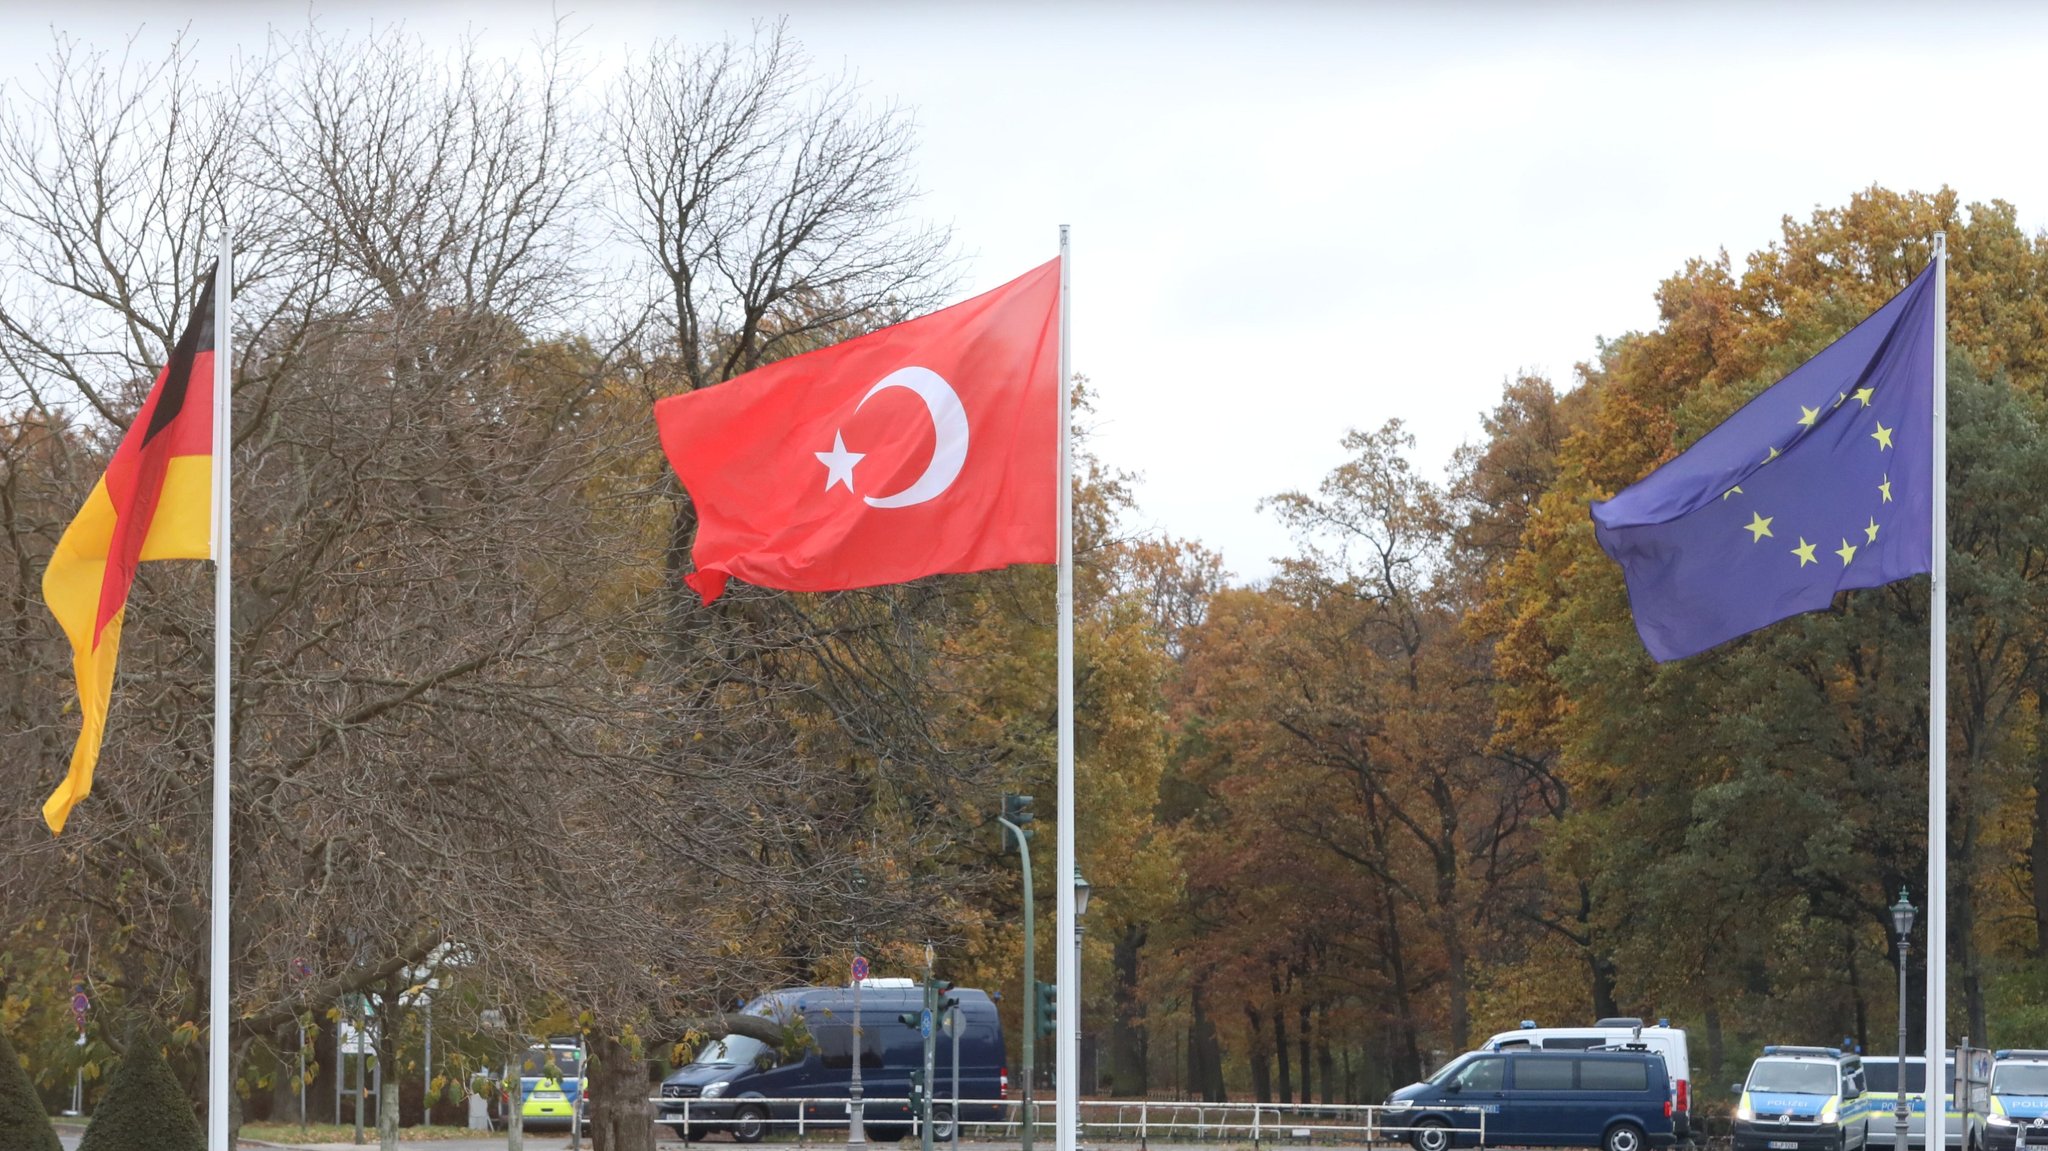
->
[41,454,211,834]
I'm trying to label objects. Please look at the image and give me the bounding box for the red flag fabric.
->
[654,259,1060,602]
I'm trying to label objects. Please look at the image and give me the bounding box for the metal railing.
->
[643,1096,1492,1146]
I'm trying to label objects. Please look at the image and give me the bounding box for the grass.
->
[239,1122,491,1142]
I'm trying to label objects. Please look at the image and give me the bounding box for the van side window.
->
[1845,1069,1864,1098]
[1515,1059,1574,1090]
[1579,1060,1649,1091]
[1456,1057,1506,1091]
[815,1024,883,1070]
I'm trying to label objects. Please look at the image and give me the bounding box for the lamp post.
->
[851,866,870,1146]
[1893,887,1917,1151]
[1073,869,1092,1118]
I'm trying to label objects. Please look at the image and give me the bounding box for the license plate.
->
[1768,1141,1799,1149]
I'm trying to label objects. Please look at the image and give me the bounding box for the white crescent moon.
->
[857,366,970,509]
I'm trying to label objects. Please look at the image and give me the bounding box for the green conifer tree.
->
[76,1028,203,1151]
[0,1023,62,1151]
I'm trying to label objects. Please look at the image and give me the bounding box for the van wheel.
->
[731,1104,769,1143]
[1413,1119,1452,1151]
[1605,1122,1646,1151]
[866,1124,908,1143]
[931,1105,956,1142]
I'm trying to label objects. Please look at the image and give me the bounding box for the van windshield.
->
[1749,1061,1838,1096]
[1996,1065,2048,1096]
[693,1035,771,1068]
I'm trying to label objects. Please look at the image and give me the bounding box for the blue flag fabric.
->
[1592,262,1938,662]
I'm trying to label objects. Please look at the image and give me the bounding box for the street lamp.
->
[850,866,871,1147]
[1892,887,1917,1151]
[1073,869,1092,1109]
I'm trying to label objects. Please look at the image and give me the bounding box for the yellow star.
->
[1835,391,1847,408]
[1880,474,1893,502]
[1792,538,1818,567]
[1854,387,1875,407]
[1837,539,1857,566]
[1764,445,1781,463]
[1865,517,1880,544]
[1871,421,1894,450]
[1798,404,1820,427]
[1745,511,1774,541]
[1722,485,1743,500]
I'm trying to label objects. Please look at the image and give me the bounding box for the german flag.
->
[41,271,217,834]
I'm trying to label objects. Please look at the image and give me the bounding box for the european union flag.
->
[1592,262,1938,662]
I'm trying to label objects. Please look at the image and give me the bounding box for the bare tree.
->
[0,21,997,1151]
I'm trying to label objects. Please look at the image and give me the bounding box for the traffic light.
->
[908,1067,927,1108]
[1034,980,1057,1038]
[933,978,960,1016]
[1000,793,1035,850]
[899,1010,922,1030]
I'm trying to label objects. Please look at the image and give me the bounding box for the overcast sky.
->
[6,1,2048,581]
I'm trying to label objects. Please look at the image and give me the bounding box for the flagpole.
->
[1925,230,1948,1122]
[207,233,234,1151]
[1054,225,1078,1151]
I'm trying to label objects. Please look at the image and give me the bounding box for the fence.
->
[641,1096,1493,1147]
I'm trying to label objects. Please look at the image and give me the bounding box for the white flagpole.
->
[1054,225,1078,1151]
[1925,230,1948,1124]
[208,233,234,1151]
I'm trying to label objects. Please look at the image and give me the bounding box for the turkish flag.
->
[654,258,1060,602]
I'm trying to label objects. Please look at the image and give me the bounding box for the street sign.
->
[852,955,870,982]
[919,1009,932,1038]
[70,988,88,1031]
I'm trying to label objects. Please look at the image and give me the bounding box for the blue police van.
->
[657,982,1007,1143]
[1384,1047,1677,1151]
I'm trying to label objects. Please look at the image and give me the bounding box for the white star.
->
[816,431,865,493]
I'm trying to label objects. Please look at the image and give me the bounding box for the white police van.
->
[1734,1046,1879,1151]
[1988,1050,2048,1151]
[1485,1018,1694,1140]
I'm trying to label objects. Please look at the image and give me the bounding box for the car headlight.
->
[1821,1103,1839,1124]
[1384,1100,1414,1113]
[1736,1097,1754,1122]
[702,1082,729,1099]
[1990,1115,2017,1127]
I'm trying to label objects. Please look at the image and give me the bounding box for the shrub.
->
[76,1028,203,1151]
[0,1023,62,1151]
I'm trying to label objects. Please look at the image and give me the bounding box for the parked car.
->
[657,981,1007,1143]
[1485,1017,1695,1140]
[1385,1047,1677,1151]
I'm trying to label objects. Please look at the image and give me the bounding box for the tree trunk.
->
[1190,985,1226,1102]
[1272,993,1293,1106]
[2033,739,2048,953]
[1847,932,1869,1054]
[1316,1005,1334,1107]
[270,1024,303,1125]
[378,1002,401,1151]
[1297,1003,1313,1108]
[588,1032,653,1151]
[1246,1006,1272,1104]
[1110,924,1148,1097]
[1705,1004,1724,1085]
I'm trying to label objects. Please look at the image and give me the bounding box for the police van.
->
[1862,1055,1980,1151]
[1988,1050,2048,1151]
[1484,1019,1694,1140]
[1733,1046,1879,1151]
[1384,1047,1677,1151]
